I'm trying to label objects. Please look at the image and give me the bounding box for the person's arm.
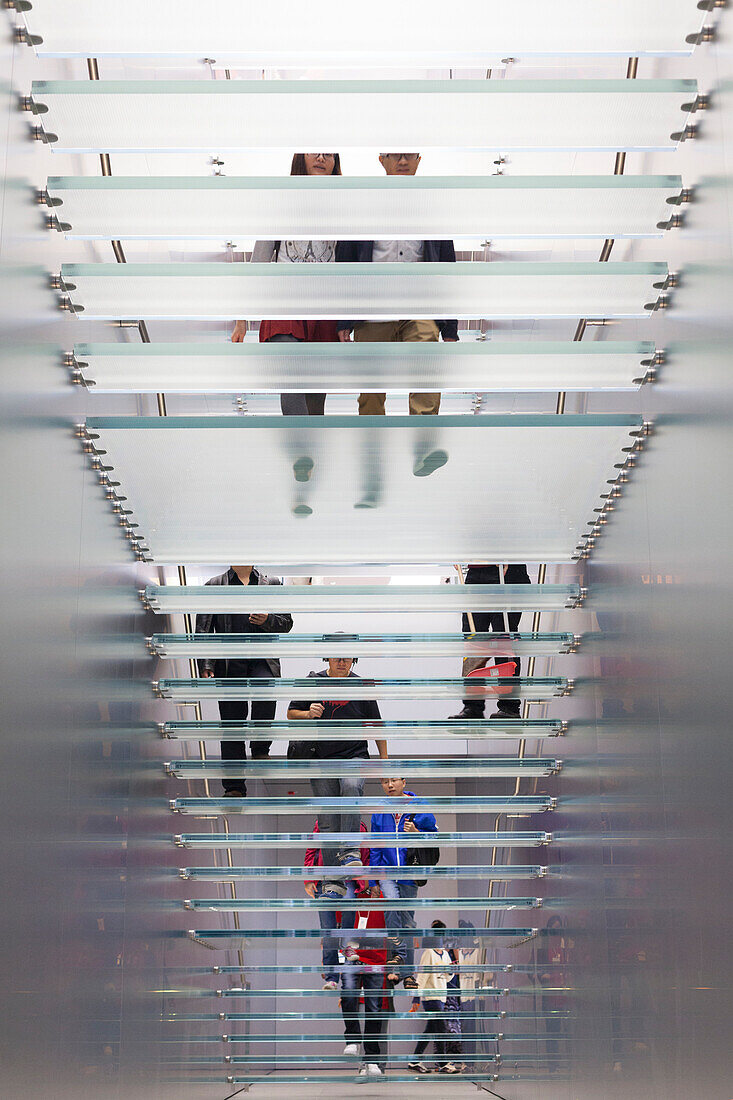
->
[412,811,439,833]
[263,611,293,633]
[287,702,323,720]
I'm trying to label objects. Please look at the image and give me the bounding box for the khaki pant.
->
[354,319,441,415]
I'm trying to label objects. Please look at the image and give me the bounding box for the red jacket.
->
[303,819,370,893]
[259,319,340,342]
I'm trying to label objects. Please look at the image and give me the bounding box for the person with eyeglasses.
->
[231,153,343,417]
[335,152,458,447]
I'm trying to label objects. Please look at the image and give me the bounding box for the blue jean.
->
[310,776,365,875]
[317,880,356,979]
[341,966,386,1063]
[379,877,418,968]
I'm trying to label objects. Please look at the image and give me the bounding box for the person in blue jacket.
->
[369,775,438,990]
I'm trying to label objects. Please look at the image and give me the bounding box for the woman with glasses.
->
[231,153,342,415]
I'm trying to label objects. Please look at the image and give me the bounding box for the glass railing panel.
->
[49,176,681,240]
[88,414,640,564]
[23,1,706,60]
[182,896,543,911]
[170,793,555,814]
[175,830,552,849]
[150,630,577,658]
[156,675,567,700]
[75,339,656,394]
[166,757,562,779]
[32,80,696,152]
[179,863,545,880]
[145,583,583,614]
[162,718,565,739]
[61,261,668,319]
[188,928,536,945]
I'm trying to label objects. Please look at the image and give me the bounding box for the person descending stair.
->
[196,565,293,796]
[450,563,531,720]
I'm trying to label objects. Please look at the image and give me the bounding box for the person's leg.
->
[264,334,310,416]
[399,320,440,416]
[340,964,363,1046]
[305,392,326,415]
[413,999,441,1061]
[494,609,522,716]
[336,776,365,866]
[316,883,339,983]
[354,321,399,415]
[397,882,418,975]
[218,699,248,794]
[310,776,341,888]
[362,972,384,1064]
[246,658,276,757]
[379,877,407,969]
[452,604,492,718]
[444,994,462,1058]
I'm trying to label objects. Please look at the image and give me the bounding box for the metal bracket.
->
[671,122,698,142]
[686,25,716,43]
[13,25,42,45]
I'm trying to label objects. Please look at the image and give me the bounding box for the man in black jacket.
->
[450,563,531,720]
[336,152,458,429]
[196,565,293,796]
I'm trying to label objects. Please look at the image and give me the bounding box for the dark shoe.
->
[490,706,521,719]
[292,503,313,516]
[409,1062,432,1074]
[449,703,485,719]
[293,456,314,483]
[223,787,246,798]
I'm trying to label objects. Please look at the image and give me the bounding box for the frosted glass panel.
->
[156,675,566,700]
[161,717,564,740]
[48,176,681,240]
[170,794,555,814]
[150,631,576,658]
[62,261,667,320]
[167,757,561,779]
[145,583,582,614]
[179,862,546,879]
[87,414,640,563]
[32,80,696,152]
[175,829,552,848]
[76,340,656,394]
[183,896,541,910]
[24,1,706,59]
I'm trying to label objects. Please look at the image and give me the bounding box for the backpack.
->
[404,814,440,886]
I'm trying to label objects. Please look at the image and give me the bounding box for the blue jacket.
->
[369,794,438,885]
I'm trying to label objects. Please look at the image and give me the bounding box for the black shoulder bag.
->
[404,814,440,886]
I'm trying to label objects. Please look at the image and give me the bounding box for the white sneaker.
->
[344,1043,360,1057]
[322,979,338,991]
[365,1064,383,1076]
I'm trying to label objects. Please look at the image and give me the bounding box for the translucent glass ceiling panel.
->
[75,341,656,394]
[88,414,640,563]
[32,80,696,153]
[168,757,561,779]
[62,262,667,321]
[150,631,576,658]
[22,0,707,59]
[48,176,681,240]
[175,830,552,848]
[161,718,565,740]
[156,675,566,700]
[145,583,582,614]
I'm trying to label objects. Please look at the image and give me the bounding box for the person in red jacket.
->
[340,885,394,1078]
[303,818,370,990]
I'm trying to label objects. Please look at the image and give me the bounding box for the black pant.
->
[217,658,275,792]
[265,334,326,416]
[463,565,524,714]
[413,999,448,1061]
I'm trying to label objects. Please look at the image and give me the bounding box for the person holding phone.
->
[288,657,387,898]
[369,775,438,990]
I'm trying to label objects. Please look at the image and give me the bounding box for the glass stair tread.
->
[182,897,542,910]
[162,718,565,739]
[175,830,552,848]
[193,988,510,1000]
[151,631,577,658]
[176,830,551,849]
[87,414,640,565]
[166,758,562,779]
[22,1,707,60]
[189,928,538,943]
[49,175,681,241]
[62,261,668,320]
[170,794,555,813]
[145,583,583,614]
[156,675,568,700]
[75,340,657,396]
[179,863,545,880]
[31,79,697,152]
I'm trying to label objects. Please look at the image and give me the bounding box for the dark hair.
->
[290,153,342,176]
[431,920,447,930]
[545,916,565,931]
